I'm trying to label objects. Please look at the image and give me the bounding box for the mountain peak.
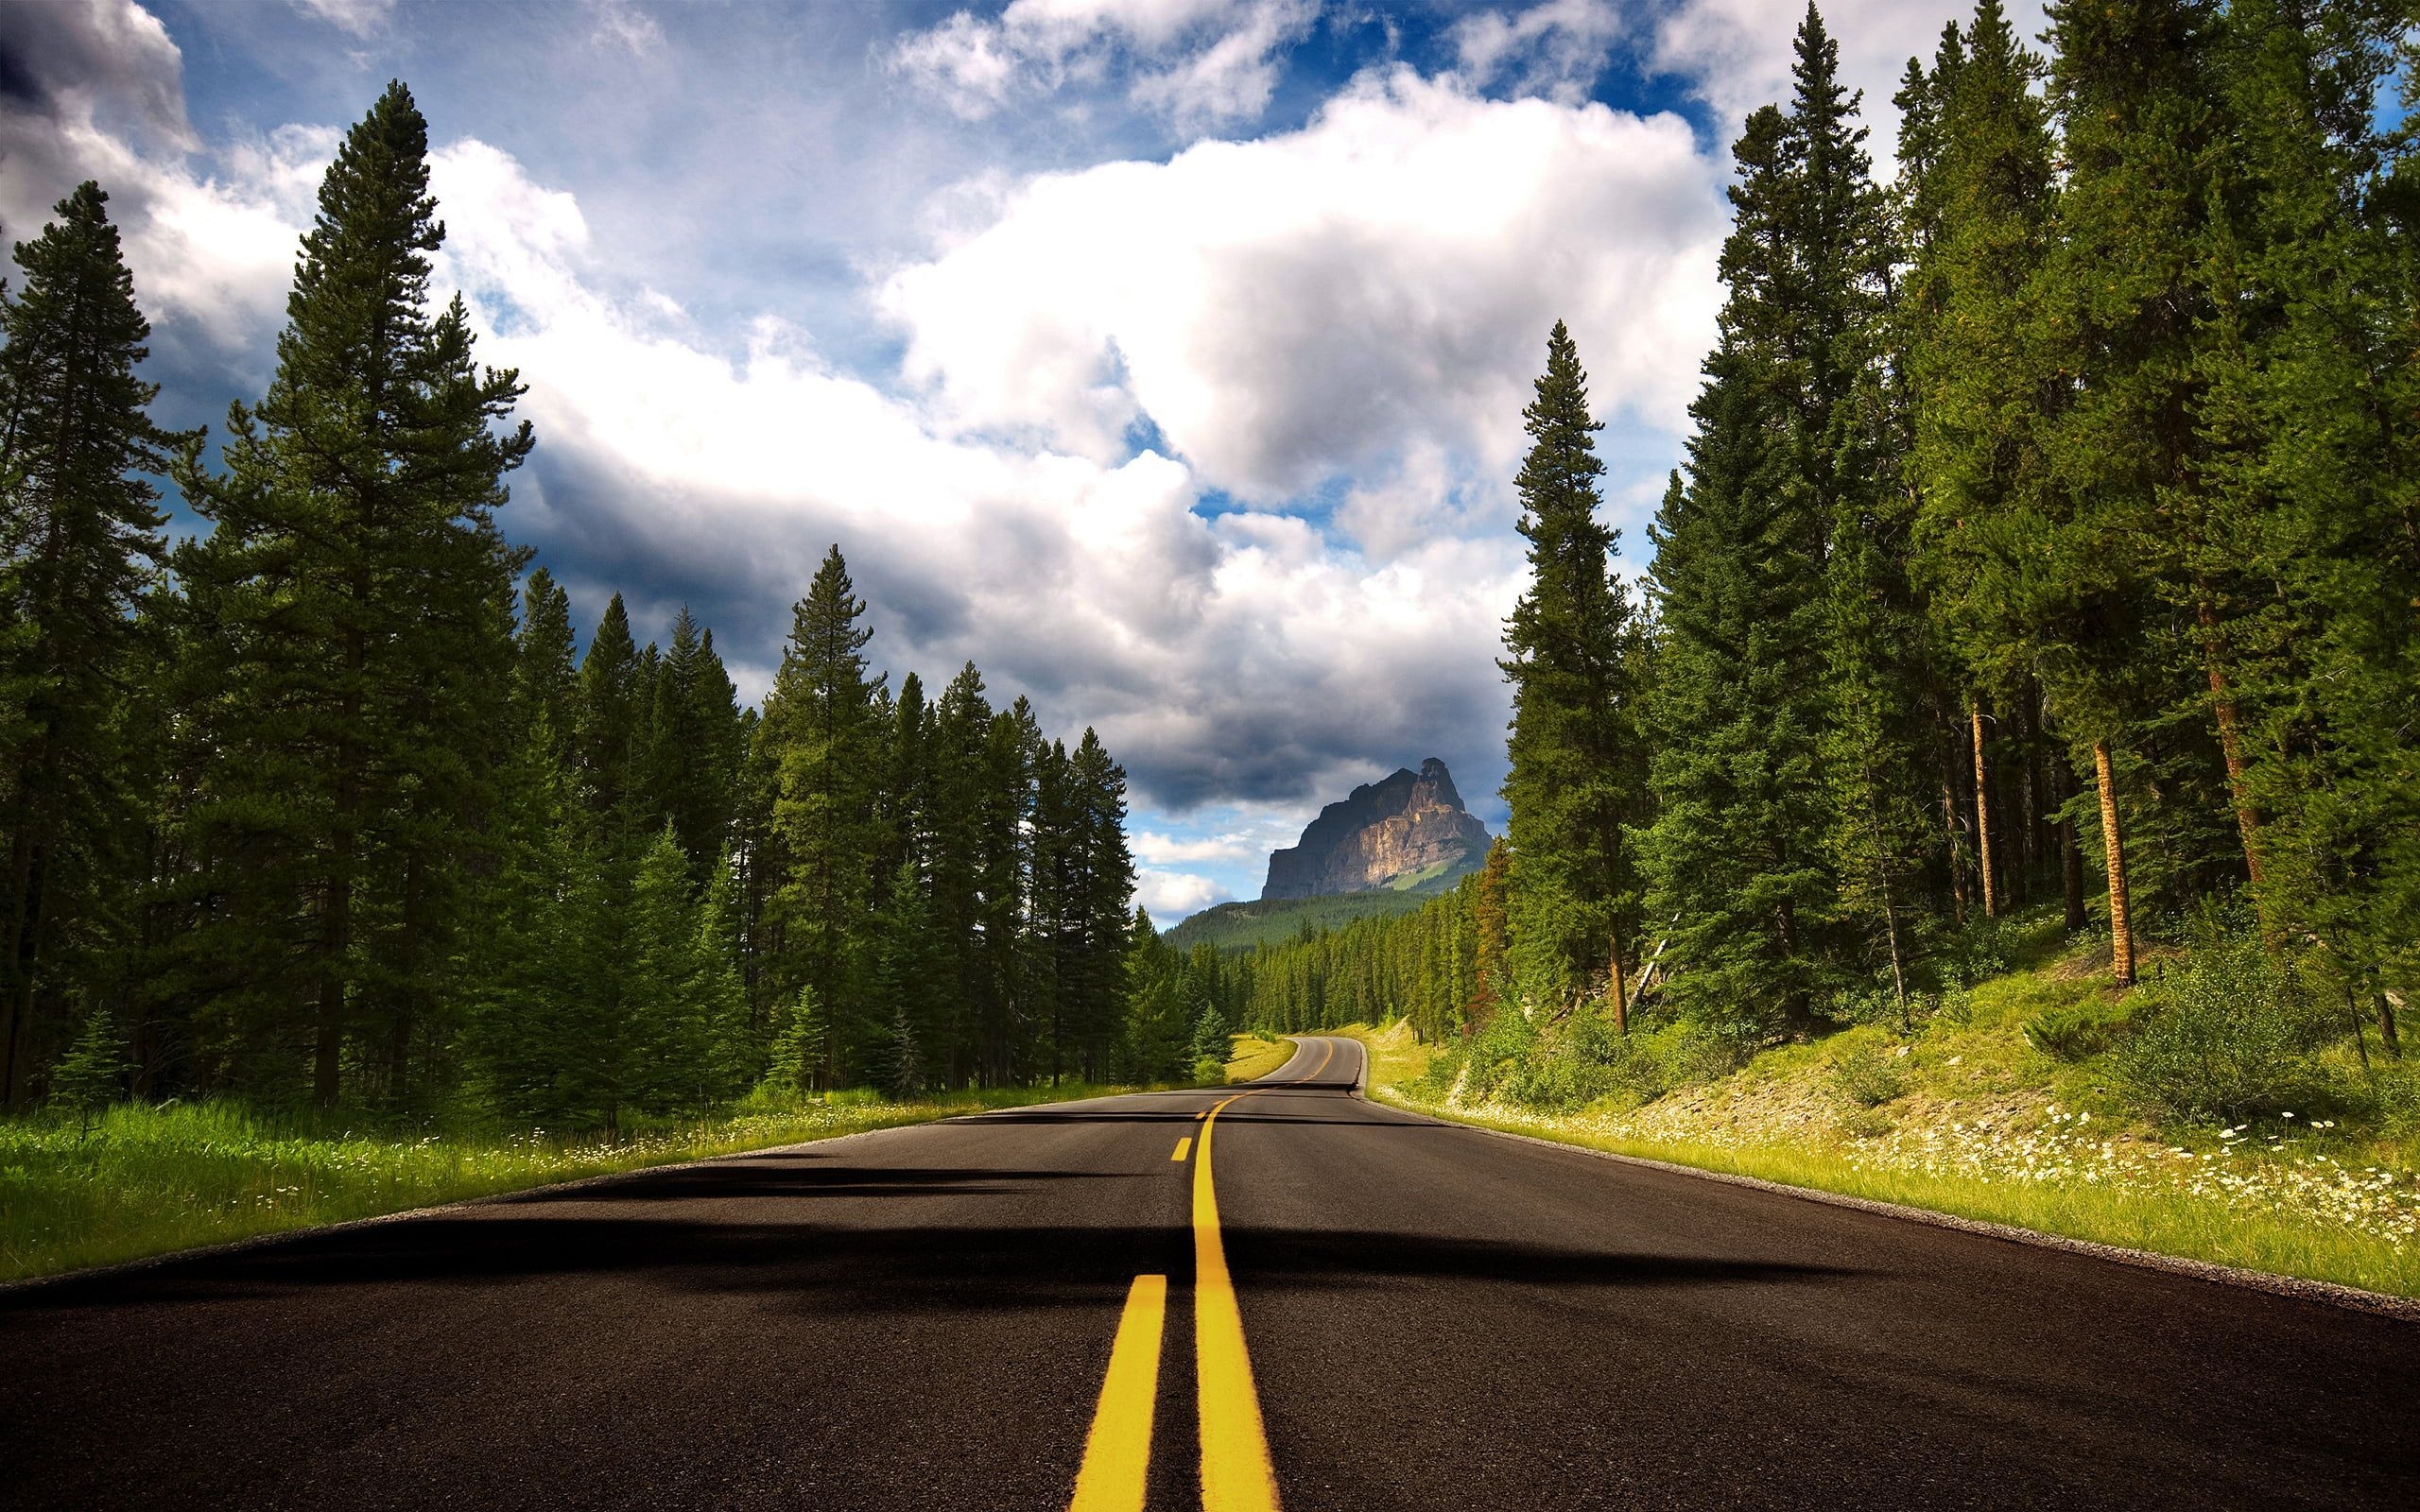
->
[1262,758,1491,900]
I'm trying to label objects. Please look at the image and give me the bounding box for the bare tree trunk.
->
[1972,702,1998,919]
[2197,600,2266,894]
[2379,989,2404,1061]
[2094,741,2135,987]
[1942,776,1969,924]
[2060,791,2087,933]
[1608,932,1627,1037]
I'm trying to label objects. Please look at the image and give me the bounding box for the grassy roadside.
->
[0,1081,1145,1284]
[1329,1008,2420,1301]
[1224,1033,1298,1083]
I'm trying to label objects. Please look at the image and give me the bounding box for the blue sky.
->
[0,0,2023,919]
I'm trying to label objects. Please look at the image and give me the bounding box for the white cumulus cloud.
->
[884,0,1317,129]
[879,65,1726,509]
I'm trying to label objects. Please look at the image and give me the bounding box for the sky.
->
[0,0,2038,921]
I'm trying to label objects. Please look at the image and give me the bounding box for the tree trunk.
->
[2094,741,2135,987]
[2197,600,2266,893]
[1608,932,1627,1037]
[2379,989,2404,1062]
[1941,776,1969,924]
[2059,753,2087,934]
[1972,702,1998,919]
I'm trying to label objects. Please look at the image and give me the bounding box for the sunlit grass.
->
[1337,1022,2420,1300]
[0,1082,1138,1283]
[1224,1034,1298,1083]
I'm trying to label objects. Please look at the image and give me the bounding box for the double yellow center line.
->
[1068,1038,1336,1512]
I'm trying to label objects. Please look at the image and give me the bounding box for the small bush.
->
[2024,997,2135,1061]
[1942,913,2026,988]
[1504,1055,1617,1113]
[1829,1039,1907,1108]
[2113,927,2329,1122]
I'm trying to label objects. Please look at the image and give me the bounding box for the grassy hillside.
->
[1331,917,2420,1299]
[1169,879,1457,953]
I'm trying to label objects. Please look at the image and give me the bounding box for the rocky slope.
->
[1262,758,1491,900]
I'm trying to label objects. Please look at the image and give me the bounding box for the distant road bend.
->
[7,1037,2416,1509]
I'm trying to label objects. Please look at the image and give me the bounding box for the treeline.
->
[0,83,1138,1120]
[1242,0,2418,1056]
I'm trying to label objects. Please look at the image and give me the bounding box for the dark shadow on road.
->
[2,1206,1857,1318]
[503,1160,1125,1206]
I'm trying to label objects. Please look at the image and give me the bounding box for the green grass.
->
[1223,1034,1299,1083]
[0,1082,1143,1283]
[1328,937,2420,1302]
[1366,1090,2420,1299]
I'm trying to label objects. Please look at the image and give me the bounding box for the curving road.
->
[5,1035,2415,1509]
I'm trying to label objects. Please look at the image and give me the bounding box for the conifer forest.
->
[0,85,1141,1125]
[8,0,2420,1136]
[1183,0,2420,1089]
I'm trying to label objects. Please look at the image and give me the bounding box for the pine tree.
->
[1641,9,1889,1034]
[2031,0,2236,983]
[766,984,828,1097]
[763,545,885,1087]
[693,846,753,1095]
[1497,320,1649,1021]
[468,711,580,1127]
[574,593,646,840]
[985,696,1045,1083]
[644,608,742,881]
[928,662,994,1085]
[47,1005,123,1138]
[624,824,709,1113]
[513,567,578,763]
[172,82,531,1102]
[0,182,190,1106]
[2207,0,2416,1030]
[1062,729,1135,1080]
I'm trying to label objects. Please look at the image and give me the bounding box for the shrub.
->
[2024,997,2136,1061]
[1942,912,2026,988]
[1829,1038,1907,1108]
[2113,926,2329,1122]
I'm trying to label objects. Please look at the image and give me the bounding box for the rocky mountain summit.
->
[1262,758,1492,900]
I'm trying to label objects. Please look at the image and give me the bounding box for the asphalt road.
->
[6,1036,2416,1510]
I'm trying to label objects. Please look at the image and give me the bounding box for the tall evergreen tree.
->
[171,82,530,1102]
[1497,320,1649,1021]
[0,183,189,1106]
[763,545,885,1087]
[1640,7,1889,1033]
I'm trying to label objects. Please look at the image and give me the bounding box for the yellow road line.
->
[1067,1273,1168,1512]
[1195,1092,1283,1512]
[1195,1109,1207,1121]
[1292,1039,1335,1084]
[1172,1136,1193,1162]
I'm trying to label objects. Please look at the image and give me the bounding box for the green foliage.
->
[1829,1037,1910,1108]
[47,1007,123,1132]
[2114,927,2332,1122]
[2023,997,2136,1061]
[0,86,1143,1125]
[168,81,530,1108]
[0,181,193,1107]
[1500,320,1650,1005]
